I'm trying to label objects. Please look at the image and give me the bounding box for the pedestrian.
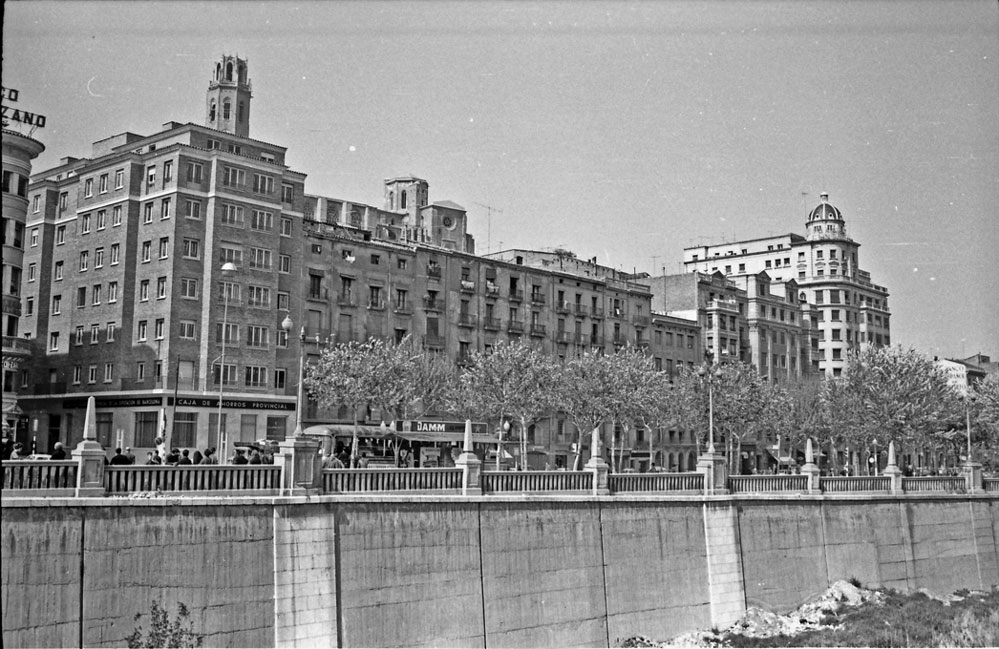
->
[110,447,130,465]
[358,451,370,468]
[144,451,157,464]
[202,447,217,465]
[177,449,193,465]
[191,448,203,465]
[50,442,67,460]
[165,448,180,465]
[125,447,136,464]
[232,448,248,465]
[324,454,345,469]
[10,442,25,460]
[248,449,262,465]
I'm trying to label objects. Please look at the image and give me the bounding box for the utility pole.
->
[473,202,503,254]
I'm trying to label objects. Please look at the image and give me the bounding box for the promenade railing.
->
[2,460,78,496]
[729,474,809,494]
[984,478,999,494]
[609,472,703,494]
[481,470,593,493]
[104,465,282,495]
[901,476,967,494]
[323,467,462,493]
[819,476,891,493]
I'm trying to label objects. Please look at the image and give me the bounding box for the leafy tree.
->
[603,346,656,472]
[971,373,999,471]
[558,351,614,470]
[455,339,559,470]
[636,369,677,471]
[127,600,203,648]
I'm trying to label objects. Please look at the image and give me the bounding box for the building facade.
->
[682,193,891,377]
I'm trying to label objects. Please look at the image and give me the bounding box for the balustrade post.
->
[73,396,106,497]
[883,440,903,495]
[962,459,984,494]
[276,435,322,496]
[696,448,728,495]
[800,438,821,494]
[585,427,610,495]
[456,419,482,496]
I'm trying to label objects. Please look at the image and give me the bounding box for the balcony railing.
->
[424,334,445,348]
[426,265,442,280]
[483,317,501,331]
[530,324,547,337]
[574,303,588,315]
[819,476,890,492]
[367,298,386,310]
[530,293,546,305]
[556,331,573,344]
[729,474,808,493]
[3,295,22,317]
[393,301,413,314]
[509,290,524,302]
[609,472,703,493]
[337,292,356,307]
[2,461,77,495]
[901,476,966,494]
[507,320,524,333]
[2,335,32,356]
[556,300,571,313]
[591,307,605,319]
[458,313,477,328]
[422,297,442,311]
[484,283,500,297]
[460,280,476,292]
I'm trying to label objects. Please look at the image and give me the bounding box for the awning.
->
[302,424,394,439]
[388,431,500,445]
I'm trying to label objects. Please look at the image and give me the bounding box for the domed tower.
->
[806,192,850,242]
[205,55,252,137]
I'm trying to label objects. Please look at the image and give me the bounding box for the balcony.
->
[426,265,442,280]
[556,331,573,344]
[2,335,32,358]
[574,303,588,315]
[530,293,546,305]
[556,300,571,314]
[508,320,524,334]
[393,301,413,315]
[589,334,603,346]
[509,290,524,302]
[612,334,627,346]
[483,317,501,331]
[460,280,476,293]
[337,292,356,307]
[591,307,605,319]
[530,324,547,337]
[634,315,651,327]
[458,313,477,328]
[3,295,22,317]
[422,297,442,311]
[636,339,650,349]
[611,307,626,319]
[484,283,500,298]
[366,298,386,311]
[424,334,445,349]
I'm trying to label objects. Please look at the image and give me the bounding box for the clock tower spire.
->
[205,54,252,137]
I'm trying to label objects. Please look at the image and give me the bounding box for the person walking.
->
[49,442,67,460]
[125,447,136,464]
[177,449,193,465]
[110,448,130,465]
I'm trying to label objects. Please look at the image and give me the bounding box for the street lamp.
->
[697,365,723,453]
[964,394,976,463]
[217,261,237,463]
[497,419,510,471]
[282,316,306,438]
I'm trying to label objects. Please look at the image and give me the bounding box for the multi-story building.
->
[2,127,45,438]
[682,193,891,377]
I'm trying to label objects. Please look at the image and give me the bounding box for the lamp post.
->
[217,262,236,463]
[697,365,723,454]
[964,394,976,463]
[282,316,306,437]
[497,419,510,471]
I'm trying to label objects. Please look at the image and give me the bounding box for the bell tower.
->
[205,55,252,137]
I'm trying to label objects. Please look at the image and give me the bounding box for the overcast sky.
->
[4,0,997,360]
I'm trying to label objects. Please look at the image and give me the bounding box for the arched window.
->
[223,100,231,120]
[387,191,394,209]
[215,63,221,81]
[238,101,244,123]
[226,62,234,81]
[209,101,216,122]
[400,191,407,209]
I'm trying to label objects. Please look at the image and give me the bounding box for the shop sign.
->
[2,87,47,128]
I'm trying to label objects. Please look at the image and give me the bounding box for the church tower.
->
[205,55,252,137]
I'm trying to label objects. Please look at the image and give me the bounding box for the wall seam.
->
[79,508,85,648]
[333,503,343,648]
[969,500,983,590]
[477,501,487,649]
[598,499,610,649]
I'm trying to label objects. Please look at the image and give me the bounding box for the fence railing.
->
[729,474,809,493]
[323,468,462,493]
[2,461,78,494]
[609,472,704,493]
[819,476,891,493]
[901,476,967,494]
[481,470,593,493]
[104,466,282,494]
[985,478,999,494]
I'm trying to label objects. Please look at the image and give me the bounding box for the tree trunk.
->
[572,427,584,471]
[520,416,528,471]
[351,414,359,469]
[734,437,742,475]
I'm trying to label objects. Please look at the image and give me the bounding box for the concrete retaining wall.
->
[2,495,997,648]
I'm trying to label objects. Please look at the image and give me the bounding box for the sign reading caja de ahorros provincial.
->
[2,87,47,129]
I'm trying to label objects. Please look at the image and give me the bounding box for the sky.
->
[4,0,997,360]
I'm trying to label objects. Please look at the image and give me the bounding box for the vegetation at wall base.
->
[126,600,203,648]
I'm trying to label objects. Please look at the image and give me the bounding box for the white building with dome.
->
[682,192,891,377]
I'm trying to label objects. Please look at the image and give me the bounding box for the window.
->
[246,326,269,348]
[227,143,241,155]
[99,174,108,194]
[75,326,85,346]
[252,174,274,194]
[278,254,291,273]
[32,195,40,213]
[112,205,122,226]
[79,250,89,271]
[114,169,124,189]
[250,210,272,231]
[398,258,408,270]
[219,282,240,303]
[143,203,153,223]
[28,263,36,282]
[134,411,158,447]
[137,362,145,382]
[274,369,287,390]
[220,246,242,266]
[109,243,120,265]
[52,295,62,314]
[56,225,66,245]
[88,365,98,384]
[221,203,243,225]
[186,162,203,183]
[30,227,39,246]
[73,366,82,385]
[277,292,289,311]
[137,320,148,341]
[96,209,107,230]
[172,412,198,448]
[94,247,104,268]
[280,217,292,236]
[139,280,149,301]
[54,261,64,281]
[92,284,101,305]
[90,323,100,344]
[249,247,272,270]
[106,322,116,342]
[156,276,167,299]
[185,200,201,219]
[160,198,171,219]
[141,241,151,262]
[84,178,94,197]
[154,318,165,340]
[247,285,271,307]
[49,332,60,351]
[25,297,34,316]
[179,320,196,340]
[222,167,244,187]
[180,278,198,298]
[158,237,170,259]
[81,213,91,233]
[147,165,156,186]
[213,363,238,386]
[216,322,239,344]
[370,254,380,265]
[182,238,200,259]
[281,183,294,203]
[276,329,289,348]
[163,161,173,183]
[244,366,268,387]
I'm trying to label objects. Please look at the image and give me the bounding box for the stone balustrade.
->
[104,465,282,494]
[481,470,594,493]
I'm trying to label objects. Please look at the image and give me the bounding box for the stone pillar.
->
[585,427,610,495]
[800,438,821,494]
[456,419,482,496]
[697,446,728,495]
[962,460,984,494]
[276,435,322,496]
[883,440,903,495]
[73,396,105,497]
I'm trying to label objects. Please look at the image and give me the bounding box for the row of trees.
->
[303,336,999,473]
